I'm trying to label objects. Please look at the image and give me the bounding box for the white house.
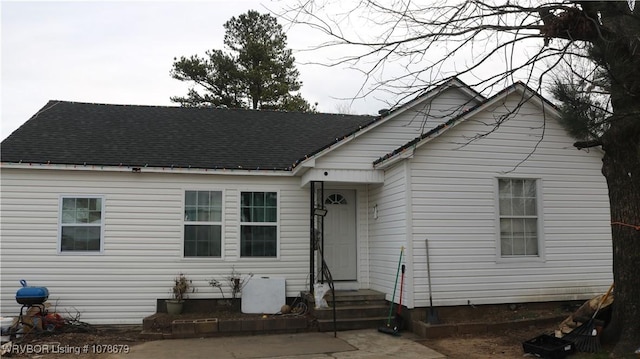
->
[0,79,613,324]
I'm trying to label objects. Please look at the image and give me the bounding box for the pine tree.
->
[171,10,314,112]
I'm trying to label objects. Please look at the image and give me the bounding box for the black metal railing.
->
[310,180,336,337]
[318,246,337,337]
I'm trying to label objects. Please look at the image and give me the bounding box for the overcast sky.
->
[1,1,396,141]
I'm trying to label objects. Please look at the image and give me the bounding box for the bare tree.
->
[279,0,639,353]
[334,102,357,114]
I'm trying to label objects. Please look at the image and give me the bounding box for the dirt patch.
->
[412,301,619,359]
[416,321,617,359]
[417,321,558,358]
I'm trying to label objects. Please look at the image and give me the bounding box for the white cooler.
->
[241,277,285,314]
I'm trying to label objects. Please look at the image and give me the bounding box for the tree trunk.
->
[590,5,640,350]
[600,112,640,354]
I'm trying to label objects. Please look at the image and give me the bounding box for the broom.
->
[393,264,406,332]
[564,283,614,353]
[378,247,404,335]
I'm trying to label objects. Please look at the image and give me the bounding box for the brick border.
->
[142,315,309,340]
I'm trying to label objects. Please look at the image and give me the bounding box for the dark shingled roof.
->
[1,101,377,171]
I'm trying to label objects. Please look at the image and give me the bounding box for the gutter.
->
[0,162,294,176]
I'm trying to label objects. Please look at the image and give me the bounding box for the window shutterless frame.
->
[495,177,545,262]
[182,189,224,259]
[238,190,280,259]
[58,195,105,255]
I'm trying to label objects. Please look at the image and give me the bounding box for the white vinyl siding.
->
[368,162,408,302]
[0,170,309,324]
[59,196,104,253]
[316,88,479,170]
[408,92,612,307]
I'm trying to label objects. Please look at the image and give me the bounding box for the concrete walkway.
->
[107,329,445,359]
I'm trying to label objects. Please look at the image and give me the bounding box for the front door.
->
[322,190,357,281]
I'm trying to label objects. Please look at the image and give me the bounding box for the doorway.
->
[322,190,357,281]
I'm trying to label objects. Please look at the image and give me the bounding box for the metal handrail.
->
[317,247,337,338]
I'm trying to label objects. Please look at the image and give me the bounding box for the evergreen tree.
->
[550,67,611,141]
[171,10,314,112]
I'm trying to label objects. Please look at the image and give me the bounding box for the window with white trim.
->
[240,191,277,257]
[184,190,222,257]
[60,196,104,252]
[498,178,539,256]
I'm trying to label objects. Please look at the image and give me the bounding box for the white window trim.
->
[181,189,225,260]
[237,189,280,260]
[58,195,105,255]
[494,177,545,263]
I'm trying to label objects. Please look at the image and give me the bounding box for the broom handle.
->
[591,283,614,320]
[387,247,404,325]
[397,264,405,314]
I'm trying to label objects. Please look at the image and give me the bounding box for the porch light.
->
[313,208,328,217]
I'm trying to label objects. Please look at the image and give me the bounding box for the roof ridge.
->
[45,100,374,118]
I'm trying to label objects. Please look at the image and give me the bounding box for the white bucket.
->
[1,317,14,342]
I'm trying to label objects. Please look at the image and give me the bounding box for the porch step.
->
[330,289,387,306]
[305,289,387,307]
[304,289,391,332]
[313,305,388,320]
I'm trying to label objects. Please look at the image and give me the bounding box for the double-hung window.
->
[59,196,104,253]
[184,190,222,257]
[498,178,539,257]
[240,191,278,257]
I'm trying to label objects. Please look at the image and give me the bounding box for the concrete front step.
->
[316,316,389,331]
[305,289,387,307]
[313,304,389,320]
[304,289,392,332]
[328,299,387,307]
[330,289,386,303]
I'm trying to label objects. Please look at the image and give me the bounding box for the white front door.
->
[322,190,357,281]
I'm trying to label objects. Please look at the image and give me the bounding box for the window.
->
[60,196,104,253]
[184,191,222,257]
[240,191,277,257]
[498,178,539,256]
[325,193,347,205]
